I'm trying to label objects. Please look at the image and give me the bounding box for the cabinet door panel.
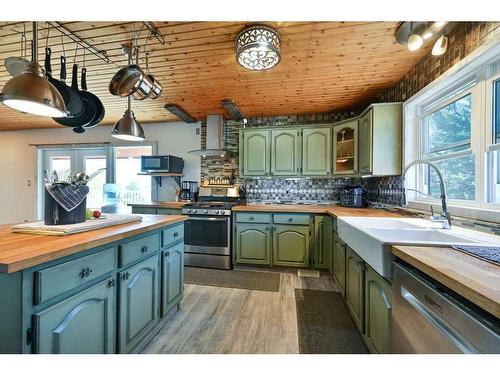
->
[161,242,184,316]
[359,109,373,174]
[34,277,116,354]
[242,130,270,176]
[345,246,365,332]
[271,129,300,176]
[314,215,332,269]
[365,266,392,354]
[272,225,309,267]
[235,224,271,265]
[118,255,159,353]
[302,128,331,176]
[332,237,346,296]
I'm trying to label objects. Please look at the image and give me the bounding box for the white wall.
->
[0,121,201,225]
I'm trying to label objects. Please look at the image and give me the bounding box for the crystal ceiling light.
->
[235,25,281,71]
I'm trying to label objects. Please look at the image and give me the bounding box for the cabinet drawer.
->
[162,223,184,248]
[34,247,116,305]
[273,213,310,225]
[235,212,271,223]
[119,233,160,267]
[157,208,182,215]
[132,207,157,214]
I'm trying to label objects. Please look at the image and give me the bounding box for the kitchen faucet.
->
[401,160,452,229]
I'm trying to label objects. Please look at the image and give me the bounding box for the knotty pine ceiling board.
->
[0,21,431,131]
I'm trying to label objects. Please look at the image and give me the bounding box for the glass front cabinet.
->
[333,119,358,175]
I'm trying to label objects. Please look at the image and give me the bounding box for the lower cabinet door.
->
[313,215,332,269]
[33,276,116,354]
[235,223,272,265]
[272,225,310,267]
[161,242,184,316]
[332,236,346,296]
[345,246,365,332]
[364,265,392,353]
[118,255,159,353]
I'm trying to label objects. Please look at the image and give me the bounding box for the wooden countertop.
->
[0,215,187,274]
[232,204,402,218]
[128,201,188,209]
[392,245,500,319]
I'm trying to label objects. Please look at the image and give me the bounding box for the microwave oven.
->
[141,155,184,173]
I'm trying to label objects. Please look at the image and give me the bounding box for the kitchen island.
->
[0,214,187,354]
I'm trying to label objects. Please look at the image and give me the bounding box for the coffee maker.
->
[180,181,199,201]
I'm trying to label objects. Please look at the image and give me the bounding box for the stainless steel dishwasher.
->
[392,261,500,353]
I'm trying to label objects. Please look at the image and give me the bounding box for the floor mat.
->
[185,267,280,292]
[295,289,368,354]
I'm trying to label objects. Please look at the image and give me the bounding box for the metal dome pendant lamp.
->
[0,22,67,117]
[236,24,281,71]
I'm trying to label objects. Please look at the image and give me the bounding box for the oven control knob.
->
[215,210,220,214]
[187,209,192,213]
[204,210,209,214]
[191,209,197,213]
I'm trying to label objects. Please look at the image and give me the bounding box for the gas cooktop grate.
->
[452,246,500,265]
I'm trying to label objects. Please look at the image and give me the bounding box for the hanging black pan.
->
[44,48,83,118]
[54,64,96,133]
[81,67,105,128]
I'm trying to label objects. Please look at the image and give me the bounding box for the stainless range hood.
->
[189,114,232,158]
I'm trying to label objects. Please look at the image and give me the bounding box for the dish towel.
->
[12,214,143,236]
[45,183,89,212]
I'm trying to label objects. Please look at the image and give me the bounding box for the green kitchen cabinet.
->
[313,215,332,269]
[358,103,402,176]
[240,129,271,176]
[332,235,346,296]
[32,276,116,354]
[161,242,184,316]
[157,208,182,215]
[131,207,157,214]
[118,254,160,353]
[270,129,300,176]
[272,225,310,267]
[301,127,332,176]
[364,265,392,354]
[333,119,358,175]
[234,223,272,265]
[345,246,365,333]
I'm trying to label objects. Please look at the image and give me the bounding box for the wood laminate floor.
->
[142,267,338,354]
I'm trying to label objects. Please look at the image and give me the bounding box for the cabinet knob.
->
[79,267,92,278]
[173,232,179,237]
[288,218,293,222]
[164,251,170,257]
[265,226,269,231]
[249,216,254,220]
[107,279,116,288]
[141,245,149,253]
[122,272,130,281]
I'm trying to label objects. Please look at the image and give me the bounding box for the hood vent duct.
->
[189,114,232,159]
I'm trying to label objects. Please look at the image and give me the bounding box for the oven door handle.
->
[187,216,229,222]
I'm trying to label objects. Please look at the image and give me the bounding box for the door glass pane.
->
[422,94,471,157]
[49,156,71,181]
[494,78,500,144]
[84,155,107,210]
[115,146,152,205]
[427,154,475,200]
[335,126,355,172]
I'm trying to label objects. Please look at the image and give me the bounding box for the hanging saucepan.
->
[108,47,153,100]
[145,53,162,100]
[80,67,105,128]
[54,64,96,132]
[45,48,84,118]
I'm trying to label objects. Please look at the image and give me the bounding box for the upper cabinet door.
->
[301,127,332,176]
[271,129,300,176]
[358,108,373,174]
[240,130,270,176]
[333,120,358,175]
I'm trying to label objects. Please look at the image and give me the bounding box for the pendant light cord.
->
[32,21,38,64]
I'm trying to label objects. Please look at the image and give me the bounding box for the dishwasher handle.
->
[400,285,478,354]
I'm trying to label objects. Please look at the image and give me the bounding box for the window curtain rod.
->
[29,142,111,148]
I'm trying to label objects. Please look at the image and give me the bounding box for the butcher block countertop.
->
[0,215,187,274]
[232,204,402,218]
[128,201,187,209]
[392,245,500,319]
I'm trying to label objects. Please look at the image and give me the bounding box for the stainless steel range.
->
[182,198,241,270]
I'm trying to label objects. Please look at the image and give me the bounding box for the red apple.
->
[92,210,101,219]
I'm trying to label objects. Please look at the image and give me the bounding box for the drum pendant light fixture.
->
[235,25,281,71]
[0,22,67,117]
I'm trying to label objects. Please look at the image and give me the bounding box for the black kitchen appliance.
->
[140,155,184,174]
[340,185,368,208]
[44,189,87,225]
[180,181,199,201]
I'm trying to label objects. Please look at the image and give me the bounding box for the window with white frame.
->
[404,41,500,220]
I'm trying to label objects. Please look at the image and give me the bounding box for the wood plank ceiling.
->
[0,21,431,131]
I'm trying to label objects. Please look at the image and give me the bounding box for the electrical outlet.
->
[26,179,32,187]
